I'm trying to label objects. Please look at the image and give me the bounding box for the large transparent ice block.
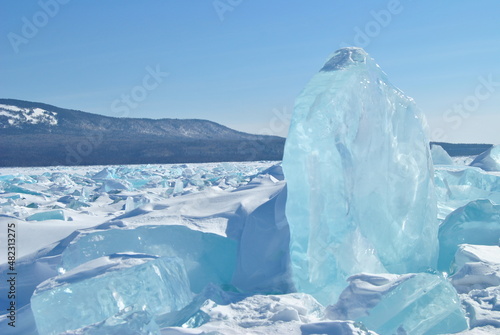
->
[327,272,468,335]
[282,47,437,304]
[31,253,192,335]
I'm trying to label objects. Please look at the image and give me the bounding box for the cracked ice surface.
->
[431,144,454,165]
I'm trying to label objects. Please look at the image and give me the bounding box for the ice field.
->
[0,159,499,334]
[1,48,500,334]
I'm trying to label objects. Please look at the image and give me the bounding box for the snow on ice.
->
[470,145,500,171]
[438,199,500,272]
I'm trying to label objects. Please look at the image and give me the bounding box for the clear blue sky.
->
[1,1,499,143]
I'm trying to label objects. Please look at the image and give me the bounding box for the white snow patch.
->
[0,104,58,126]
[0,103,23,112]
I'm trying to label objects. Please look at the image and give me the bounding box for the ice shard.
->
[438,199,500,272]
[470,144,500,171]
[326,273,468,335]
[431,144,454,165]
[26,209,66,221]
[282,47,437,304]
[31,253,192,335]
[60,225,238,293]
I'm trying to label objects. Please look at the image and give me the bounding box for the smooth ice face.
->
[431,144,454,165]
[470,145,500,171]
[438,199,500,272]
[26,209,65,221]
[31,254,192,335]
[282,47,437,303]
[232,184,294,294]
[60,225,238,293]
[326,273,468,335]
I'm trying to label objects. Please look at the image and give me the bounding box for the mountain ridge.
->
[0,98,277,140]
[0,98,285,167]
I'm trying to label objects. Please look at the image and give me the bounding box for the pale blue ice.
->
[31,254,192,335]
[470,145,500,171]
[327,272,468,335]
[438,199,500,272]
[282,47,437,304]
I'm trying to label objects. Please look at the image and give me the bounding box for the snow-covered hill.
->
[0,99,270,140]
[0,99,285,167]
